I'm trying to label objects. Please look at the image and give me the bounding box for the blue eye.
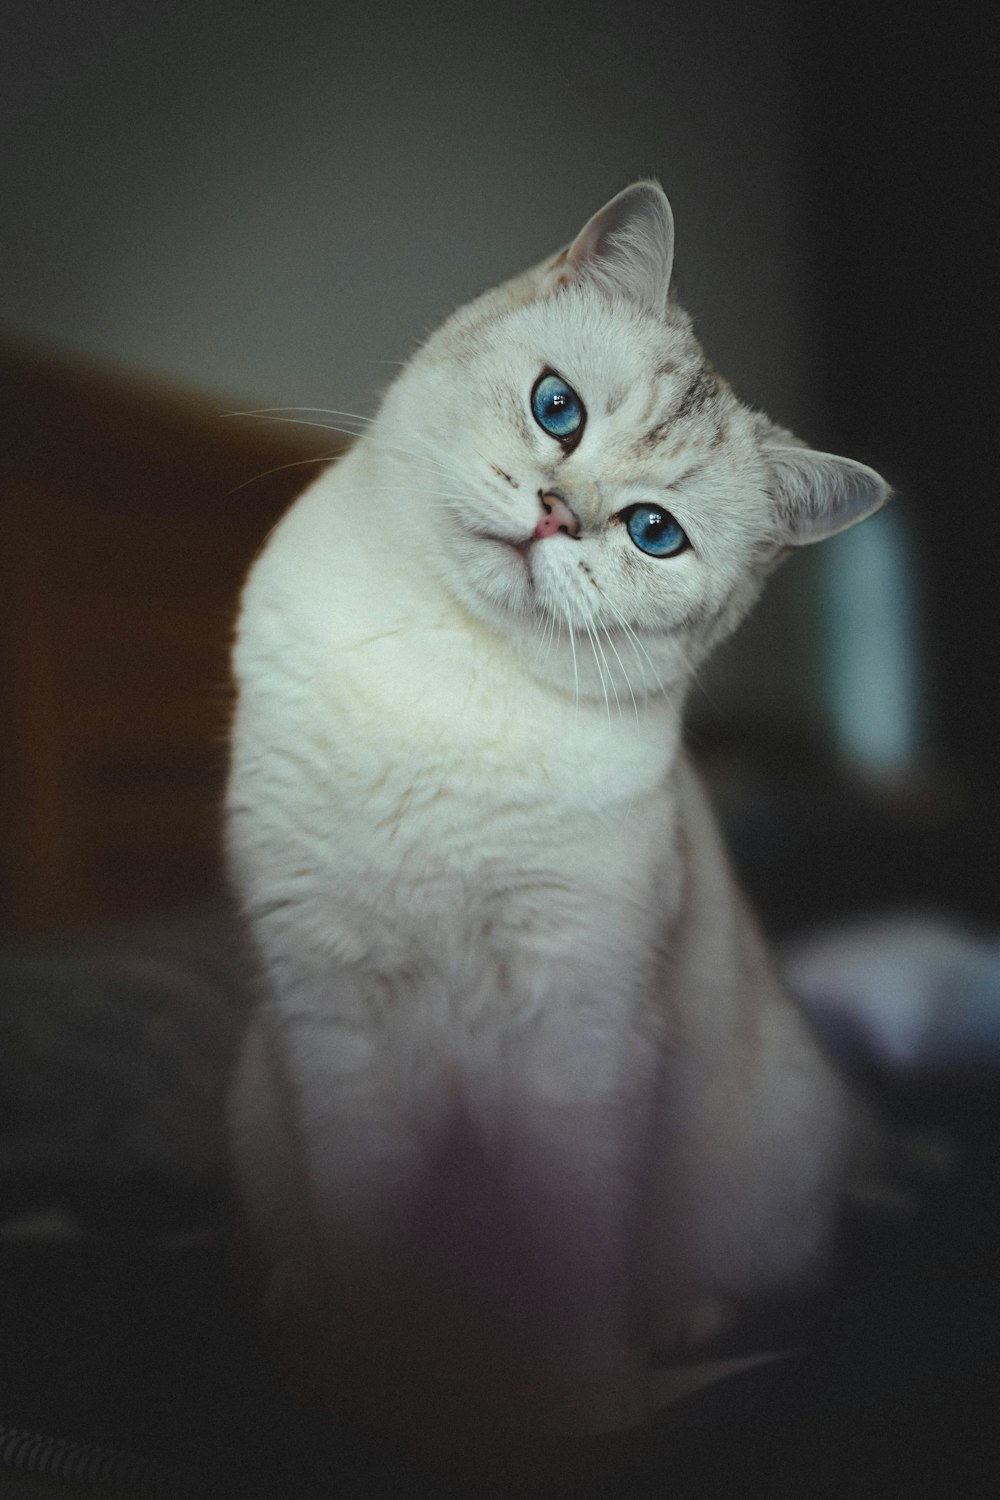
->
[624,505,688,558]
[531,372,585,444]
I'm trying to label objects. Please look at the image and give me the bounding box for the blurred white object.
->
[782,916,1000,1073]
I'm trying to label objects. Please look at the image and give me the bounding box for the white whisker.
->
[597,593,660,699]
[227,409,479,504]
[564,606,580,713]
[583,616,612,723]
[228,454,340,495]
[600,622,640,725]
[368,435,465,487]
[387,432,456,479]
[371,483,469,502]
[533,603,556,668]
[225,412,367,444]
[226,405,376,424]
[596,623,625,720]
[335,481,471,515]
[688,661,723,715]
[545,604,559,662]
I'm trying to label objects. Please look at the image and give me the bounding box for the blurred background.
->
[1,7,999,1490]
[1,0,997,936]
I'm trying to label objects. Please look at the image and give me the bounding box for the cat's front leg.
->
[482,1093,654,1435]
[321,1081,654,1437]
[229,1009,314,1309]
[231,963,658,1436]
[228,994,434,1406]
[477,979,671,1436]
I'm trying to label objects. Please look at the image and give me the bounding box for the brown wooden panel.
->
[0,341,346,935]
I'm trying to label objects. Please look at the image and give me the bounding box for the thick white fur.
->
[226,183,887,1436]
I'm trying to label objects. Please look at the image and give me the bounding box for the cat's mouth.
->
[485,532,535,579]
[456,521,545,612]
[467,525,535,568]
[471,530,541,609]
[505,536,535,562]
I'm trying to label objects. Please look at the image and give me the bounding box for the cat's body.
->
[226,183,888,1438]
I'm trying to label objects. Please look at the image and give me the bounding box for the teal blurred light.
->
[819,505,925,779]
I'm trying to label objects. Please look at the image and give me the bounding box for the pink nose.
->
[534,492,580,539]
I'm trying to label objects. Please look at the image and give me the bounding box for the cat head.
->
[376,182,888,701]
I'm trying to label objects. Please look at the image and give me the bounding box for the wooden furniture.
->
[0,344,344,936]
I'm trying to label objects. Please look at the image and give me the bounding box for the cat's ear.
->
[543,181,674,313]
[767,446,891,545]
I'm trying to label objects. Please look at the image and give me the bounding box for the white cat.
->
[226,182,889,1443]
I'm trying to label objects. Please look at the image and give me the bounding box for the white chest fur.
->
[229,445,683,1025]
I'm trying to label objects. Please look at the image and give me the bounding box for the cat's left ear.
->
[767,446,891,545]
[543,181,674,313]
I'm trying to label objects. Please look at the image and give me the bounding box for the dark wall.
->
[798,4,999,787]
[1,0,815,422]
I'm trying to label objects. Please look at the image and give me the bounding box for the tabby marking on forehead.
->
[666,463,707,492]
[709,414,731,448]
[642,364,722,450]
[674,365,720,420]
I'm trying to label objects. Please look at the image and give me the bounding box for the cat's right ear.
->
[542,182,675,313]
